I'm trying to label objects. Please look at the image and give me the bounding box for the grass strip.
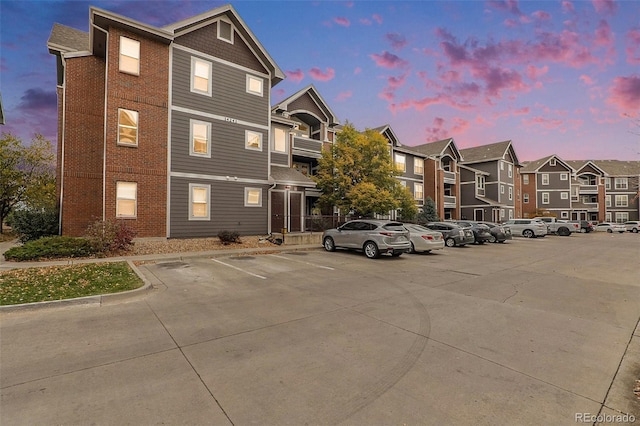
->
[0,262,143,305]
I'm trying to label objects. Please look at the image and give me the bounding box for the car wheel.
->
[607,229,613,233]
[633,228,638,233]
[489,235,497,243]
[410,242,416,254]
[580,228,586,233]
[323,237,336,252]
[558,227,570,236]
[363,241,380,259]
[445,238,456,247]
[523,229,534,238]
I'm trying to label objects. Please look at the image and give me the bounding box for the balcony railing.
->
[476,188,485,197]
[444,195,457,207]
[578,185,598,194]
[292,136,323,158]
[443,171,456,183]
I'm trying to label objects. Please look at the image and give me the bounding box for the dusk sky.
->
[1,0,639,161]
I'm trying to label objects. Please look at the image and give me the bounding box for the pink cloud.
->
[424,117,449,141]
[504,18,519,28]
[286,69,304,83]
[333,17,350,27]
[482,67,528,97]
[625,29,640,64]
[385,33,408,50]
[451,117,470,134]
[353,67,362,75]
[532,10,551,20]
[359,18,372,25]
[487,0,522,16]
[562,1,575,13]
[525,65,548,80]
[378,90,394,102]
[335,91,352,101]
[308,67,335,81]
[372,14,383,24]
[594,19,614,47]
[580,74,595,85]
[387,72,409,89]
[522,116,564,130]
[369,51,409,69]
[592,0,617,15]
[607,75,640,112]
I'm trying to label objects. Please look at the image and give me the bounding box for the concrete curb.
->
[0,245,322,312]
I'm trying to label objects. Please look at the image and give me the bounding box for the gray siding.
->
[171,110,268,179]
[537,190,572,208]
[169,177,268,238]
[537,172,571,189]
[271,153,289,166]
[172,48,269,126]
[539,162,572,173]
[403,154,424,180]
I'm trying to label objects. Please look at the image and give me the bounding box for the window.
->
[118,109,138,146]
[561,211,569,219]
[245,188,262,207]
[523,174,529,185]
[606,195,611,207]
[414,158,424,175]
[245,130,262,151]
[509,210,513,219]
[191,58,211,95]
[189,184,210,220]
[476,175,485,189]
[561,192,568,199]
[542,174,549,185]
[116,182,137,218]
[560,173,568,181]
[414,183,423,200]
[190,120,210,157]
[523,193,529,203]
[400,180,407,187]
[508,164,512,178]
[508,187,513,201]
[246,75,263,96]
[273,127,287,152]
[500,161,504,170]
[605,178,611,189]
[542,192,550,204]
[606,212,612,222]
[550,158,556,166]
[500,209,505,219]
[217,19,233,43]
[615,178,628,189]
[616,212,629,223]
[615,195,628,207]
[119,36,140,75]
[501,185,505,194]
[395,154,406,172]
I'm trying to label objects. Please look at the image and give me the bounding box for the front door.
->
[474,209,484,221]
[289,192,302,232]
[271,191,285,233]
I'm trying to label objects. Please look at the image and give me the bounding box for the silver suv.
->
[322,219,411,259]
[502,219,548,238]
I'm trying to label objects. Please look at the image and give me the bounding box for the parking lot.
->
[1,232,639,425]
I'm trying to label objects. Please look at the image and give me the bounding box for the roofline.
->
[459,164,490,175]
[272,84,340,125]
[90,7,174,41]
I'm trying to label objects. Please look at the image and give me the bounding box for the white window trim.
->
[523,175,529,185]
[246,74,264,97]
[217,18,234,44]
[191,57,212,96]
[117,108,139,147]
[500,161,504,170]
[272,127,288,153]
[542,192,550,204]
[550,158,557,166]
[189,119,211,158]
[116,181,137,218]
[119,36,140,76]
[414,183,424,200]
[501,185,505,194]
[615,212,629,223]
[245,130,263,151]
[614,178,628,189]
[615,195,628,207]
[414,158,424,175]
[244,187,263,207]
[189,183,210,220]
[560,173,568,180]
[606,195,612,207]
[542,174,549,185]
[605,178,611,189]
[561,211,569,219]
[508,187,513,200]
[561,192,568,199]
[395,154,406,172]
[523,193,529,203]
[508,164,512,178]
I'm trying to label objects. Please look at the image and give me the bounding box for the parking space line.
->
[268,254,335,270]
[211,259,267,279]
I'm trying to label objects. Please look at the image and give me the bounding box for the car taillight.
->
[422,235,434,240]
[379,232,394,236]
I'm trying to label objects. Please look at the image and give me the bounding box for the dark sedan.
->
[452,221,493,244]
[477,221,512,243]
[424,222,475,247]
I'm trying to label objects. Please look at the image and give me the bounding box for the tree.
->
[0,133,56,234]
[314,124,417,219]
[416,196,440,224]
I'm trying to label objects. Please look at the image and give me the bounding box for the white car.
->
[404,224,445,253]
[502,219,548,238]
[624,221,640,233]
[594,222,626,233]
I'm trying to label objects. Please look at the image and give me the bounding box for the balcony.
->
[476,188,485,197]
[292,136,323,159]
[443,170,456,184]
[578,185,598,194]
[444,195,457,208]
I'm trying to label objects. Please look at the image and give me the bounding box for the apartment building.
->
[458,141,520,222]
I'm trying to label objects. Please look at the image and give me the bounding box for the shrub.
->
[8,207,59,243]
[217,230,241,245]
[3,236,95,261]
[85,219,136,254]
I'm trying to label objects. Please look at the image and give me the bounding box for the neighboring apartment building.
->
[565,160,606,222]
[595,160,640,223]
[520,155,574,220]
[458,141,520,222]
[48,5,286,238]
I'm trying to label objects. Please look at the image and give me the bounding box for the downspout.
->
[91,22,109,222]
[58,54,67,235]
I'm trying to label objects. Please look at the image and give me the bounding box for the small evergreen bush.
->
[3,236,95,261]
[8,207,59,243]
[217,230,241,245]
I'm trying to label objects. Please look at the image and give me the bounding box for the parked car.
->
[477,221,512,243]
[451,221,493,244]
[502,219,548,238]
[624,221,640,233]
[568,220,594,233]
[404,224,445,253]
[533,217,577,236]
[322,219,411,259]
[424,222,475,247]
[594,222,626,233]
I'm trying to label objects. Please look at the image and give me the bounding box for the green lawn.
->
[0,262,144,306]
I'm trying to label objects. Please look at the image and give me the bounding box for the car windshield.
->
[407,224,429,232]
[382,223,406,232]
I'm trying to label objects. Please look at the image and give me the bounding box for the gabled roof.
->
[591,160,640,176]
[565,160,606,176]
[459,164,490,176]
[459,140,519,165]
[405,138,462,160]
[373,124,401,147]
[47,23,90,53]
[272,85,339,126]
[520,154,574,173]
[269,166,316,187]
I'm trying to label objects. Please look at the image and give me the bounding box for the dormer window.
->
[218,20,233,43]
[550,158,557,166]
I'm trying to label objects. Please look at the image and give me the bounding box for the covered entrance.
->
[269,166,317,234]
